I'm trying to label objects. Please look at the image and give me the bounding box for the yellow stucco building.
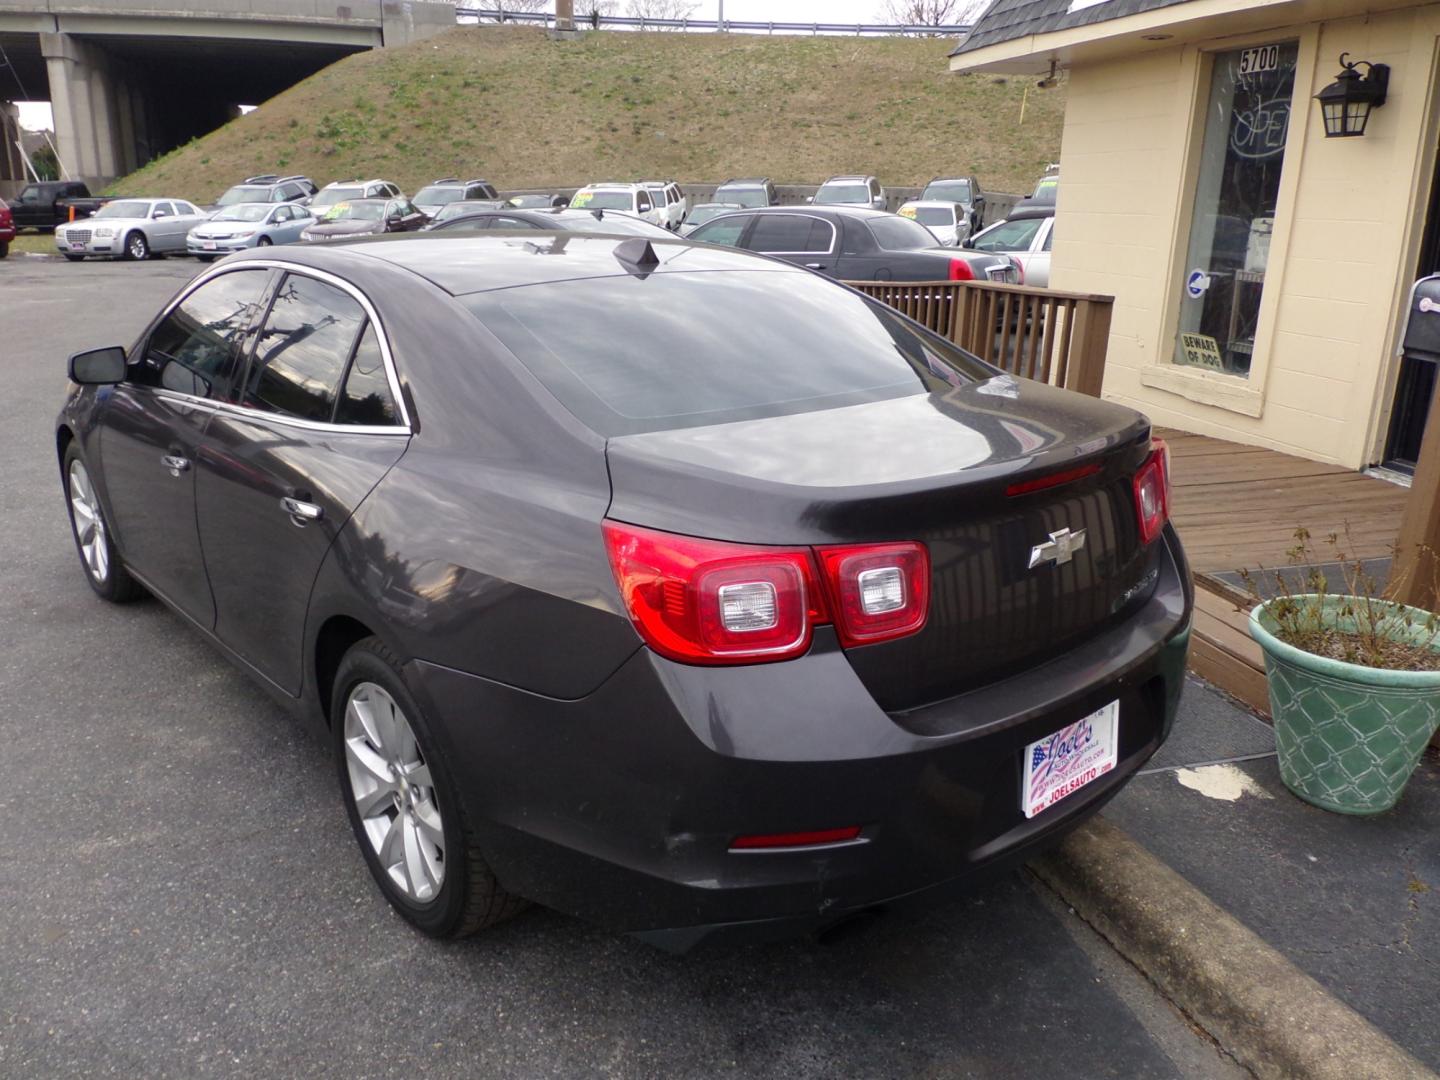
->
[952,0,1440,473]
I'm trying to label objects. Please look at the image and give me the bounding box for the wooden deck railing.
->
[845,280,1115,397]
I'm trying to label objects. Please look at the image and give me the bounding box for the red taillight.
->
[948,257,975,281]
[1133,438,1171,546]
[730,826,863,850]
[814,542,929,647]
[602,522,825,664]
[602,523,930,664]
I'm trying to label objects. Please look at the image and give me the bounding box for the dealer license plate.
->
[69,243,85,252]
[1023,700,1119,819]
[203,241,217,251]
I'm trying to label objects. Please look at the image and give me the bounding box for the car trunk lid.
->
[605,377,1156,711]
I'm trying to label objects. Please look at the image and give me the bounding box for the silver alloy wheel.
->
[68,459,109,584]
[343,681,445,901]
[127,232,147,260]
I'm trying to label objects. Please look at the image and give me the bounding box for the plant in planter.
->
[1241,528,1440,815]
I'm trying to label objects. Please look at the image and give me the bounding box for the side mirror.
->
[154,210,169,219]
[804,196,814,204]
[69,346,127,385]
[387,212,402,225]
[962,237,976,250]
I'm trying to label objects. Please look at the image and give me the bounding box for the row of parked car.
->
[26,167,1057,286]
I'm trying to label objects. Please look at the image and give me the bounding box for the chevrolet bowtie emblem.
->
[1029,527,1087,568]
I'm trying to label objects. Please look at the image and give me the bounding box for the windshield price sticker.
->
[899,206,917,219]
[1239,44,1282,76]
[570,191,593,207]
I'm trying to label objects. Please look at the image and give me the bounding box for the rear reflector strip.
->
[1005,462,1101,497]
[730,826,864,850]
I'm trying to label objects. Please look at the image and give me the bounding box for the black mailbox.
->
[1403,275,1440,359]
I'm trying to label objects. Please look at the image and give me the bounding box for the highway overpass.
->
[0,1,456,187]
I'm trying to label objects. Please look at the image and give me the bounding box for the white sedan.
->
[897,200,972,247]
[56,198,208,262]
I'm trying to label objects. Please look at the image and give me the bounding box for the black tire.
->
[256,236,273,247]
[64,254,84,263]
[0,240,8,259]
[195,254,217,263]
[332,637,526,937]
[123,230,149,261]
[62,443,144,603]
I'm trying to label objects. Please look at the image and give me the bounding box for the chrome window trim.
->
[141,258,413,433]
[745,213,837,257]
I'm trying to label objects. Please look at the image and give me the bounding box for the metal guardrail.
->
[849,280,1114,397]
[456,8,972,35]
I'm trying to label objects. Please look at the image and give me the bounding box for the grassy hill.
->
[114,26,1065,203]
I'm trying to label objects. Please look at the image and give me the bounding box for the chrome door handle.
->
[280,496,323,525]
[161,454,190,475]
[805,263,825,269]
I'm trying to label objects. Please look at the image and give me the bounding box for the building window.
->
[1175,42,1298,377]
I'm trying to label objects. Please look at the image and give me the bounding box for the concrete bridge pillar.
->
[0,103,26,182]
[40,32,137,186]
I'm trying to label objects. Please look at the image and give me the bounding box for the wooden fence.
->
[846,280,1115,398]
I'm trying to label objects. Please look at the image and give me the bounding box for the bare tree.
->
[877,0,989,30]
[578,0,619,23]
[625,0,698,29]
[475,0,548,22]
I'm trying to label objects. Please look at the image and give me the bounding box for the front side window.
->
[140,270,272,399]
[245,274,366,421]
[1174,41,1297,376]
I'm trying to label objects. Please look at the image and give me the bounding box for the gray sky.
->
[15,0,971,130]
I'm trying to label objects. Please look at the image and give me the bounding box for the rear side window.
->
[245,274,366,422]
[140,270,271,400]
[464,270,991,436]
[336,323,398,426]
[868,215,939,251]
[748,214,833,253]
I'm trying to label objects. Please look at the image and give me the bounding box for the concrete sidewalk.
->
[1095,676,1439,1072]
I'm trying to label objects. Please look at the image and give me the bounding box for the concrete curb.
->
[1030,817,1437,1080]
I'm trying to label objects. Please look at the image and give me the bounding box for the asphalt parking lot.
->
[0,256,1244,1079]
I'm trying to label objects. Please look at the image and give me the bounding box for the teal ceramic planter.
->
[1249,596,1440,815]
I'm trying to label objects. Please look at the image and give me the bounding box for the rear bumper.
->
[406,527,1192,948]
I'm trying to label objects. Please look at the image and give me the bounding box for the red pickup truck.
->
[0,199,15,258]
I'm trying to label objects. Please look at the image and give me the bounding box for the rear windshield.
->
[921,179,971,203]
[464,271,990,436]
[572,190,634,211]
[815,183,870,205]
[312,186,364,208]
[868,214,940,251]
[913,207,955,226]
[217,185,270,206]
[715,185,767,208]
[415,185,463,205]
[685,205,734,227]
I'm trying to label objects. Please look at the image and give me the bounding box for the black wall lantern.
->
[1314,53,1390,137]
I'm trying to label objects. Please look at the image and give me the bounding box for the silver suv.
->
[310,178,405,215]
[813,175,886,211]
[213,174,317,210]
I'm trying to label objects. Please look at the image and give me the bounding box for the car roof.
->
[900,200,959,210]
[821,175,876,183]
[732,205,890,219]
[719,178,770,185]
[583,182,641,190]
[324,178,392,188]
[267,233,805,297]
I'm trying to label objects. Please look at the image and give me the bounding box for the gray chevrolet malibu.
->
[56,234,1192,949]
